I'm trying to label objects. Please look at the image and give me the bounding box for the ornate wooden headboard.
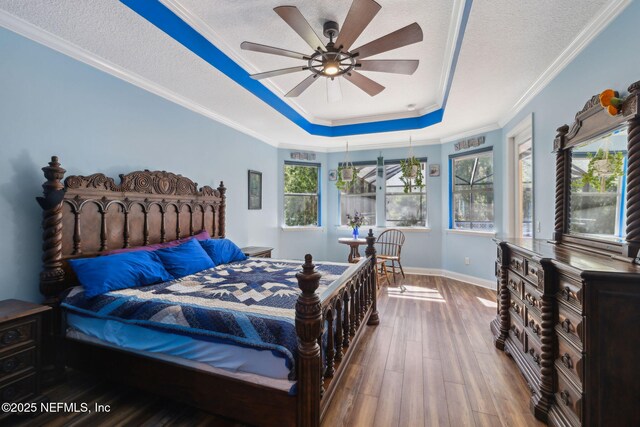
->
[37,156,226,303]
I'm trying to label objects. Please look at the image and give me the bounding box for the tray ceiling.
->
[0,0,621,150]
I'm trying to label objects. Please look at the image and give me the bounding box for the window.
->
[339,164,377,226]
[517,139,533,237]
[284,162,320,227]
[450,150,494,230]
[385,162,427,226]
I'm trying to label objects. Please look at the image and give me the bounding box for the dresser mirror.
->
[553,79,640,259]
[568,126,627,243]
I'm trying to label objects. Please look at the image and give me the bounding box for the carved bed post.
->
[37,156,66,304]
[624,81,640,258]
[552,125,570,242]
[217,181,226,238]
[295,254,323,427]
[365,229,379,325]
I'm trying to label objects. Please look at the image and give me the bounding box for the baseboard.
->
[402,267,495,290]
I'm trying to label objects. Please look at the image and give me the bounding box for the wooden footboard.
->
[295,230,379,427]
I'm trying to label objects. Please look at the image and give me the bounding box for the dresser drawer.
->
[525,260,544,291]
[509,316,525,352]
[509,290,525,322]
[556,336,584,387]
[507,270,525,299]
[525,309,542,341]
[509,252,526,276]
[0,372,36,403]
[557,303,584,350]
[523,283,542,314]
[555,369,583,424]
[0,347,35,383]
[0,320,36,353]
[525,331,542,371]
[556,274,583,313]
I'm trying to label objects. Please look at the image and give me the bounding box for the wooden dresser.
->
[491,239,640,426]
[0,300,50,416]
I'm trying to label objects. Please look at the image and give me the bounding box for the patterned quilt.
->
[61,258,350,379]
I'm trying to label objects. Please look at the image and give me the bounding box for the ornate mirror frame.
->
[552,80,640,259]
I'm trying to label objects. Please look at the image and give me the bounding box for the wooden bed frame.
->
[37,156,379,427]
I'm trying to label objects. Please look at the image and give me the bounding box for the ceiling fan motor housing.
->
[323,21,340,41]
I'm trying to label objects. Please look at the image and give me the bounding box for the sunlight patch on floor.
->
[476,296,497,308]
[386,285,446,302]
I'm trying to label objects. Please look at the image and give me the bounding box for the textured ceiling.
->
[0,0,616,149]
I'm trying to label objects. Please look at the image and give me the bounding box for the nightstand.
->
[242,246,273,258]
[0,300,50,413]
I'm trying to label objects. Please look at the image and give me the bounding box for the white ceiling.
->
[0,0,624,150]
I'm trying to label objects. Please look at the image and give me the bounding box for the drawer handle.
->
[560,390,571,406]
[511,302,520,314]
[528,320,540,336]
[1,356,19,373]
[528,348,541,365]
[561,352,573,369]
[562,286,572,301]
[1,329,20,345]
[561,318,573,333]
[525,293,537,307]
[510,325,520,339]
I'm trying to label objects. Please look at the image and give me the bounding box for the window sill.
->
[446,229,496,237]
[335,225,431,233]
[281,226,324,232]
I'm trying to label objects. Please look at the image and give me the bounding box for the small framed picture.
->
[328,169,338,181]
[429,164,440,177]
[248,170,262,210]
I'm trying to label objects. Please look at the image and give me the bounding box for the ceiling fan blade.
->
[250,66,307,80]
[274,6,326,52]
[335,0,381,51]
[352,23,423,59]
[357,59,419,75]
[343,71,385,96]
[286,74,319,97]
[326,78,343,103]
[241,42,308,60]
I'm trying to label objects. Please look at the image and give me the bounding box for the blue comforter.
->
[62,258,349,379]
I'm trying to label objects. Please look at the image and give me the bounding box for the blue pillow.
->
[199,239,247,265]
[69,251,172,298]
[155,238,215,278]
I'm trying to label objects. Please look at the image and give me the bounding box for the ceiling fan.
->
[240,0,423,100]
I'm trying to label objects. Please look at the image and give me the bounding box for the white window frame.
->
[283,161,321,228]
[505,114,534,238]
[383,160,428,227]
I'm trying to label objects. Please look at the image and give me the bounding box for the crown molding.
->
[0,8,280,148]
[437,0,467,107]
[498,0,631,128]
[440,123,501,144]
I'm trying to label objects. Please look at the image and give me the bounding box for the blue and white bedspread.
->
[62,258,350,379]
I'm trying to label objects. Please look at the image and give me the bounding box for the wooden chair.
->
[376,229,406,291]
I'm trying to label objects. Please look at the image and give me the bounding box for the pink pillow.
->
[104,230,211,255]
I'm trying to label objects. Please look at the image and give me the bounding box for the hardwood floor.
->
[17,275,543,427]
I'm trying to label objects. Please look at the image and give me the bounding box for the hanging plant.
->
[336,164,357,191]
[336,140,357,191]
[399,136,425,193]
[572,148,624,193]
[400,156,425,193]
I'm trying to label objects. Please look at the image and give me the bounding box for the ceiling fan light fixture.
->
[324,62,340,76]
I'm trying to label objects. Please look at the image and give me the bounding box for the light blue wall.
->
[0,28,279,303]
[502,0,640,242]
